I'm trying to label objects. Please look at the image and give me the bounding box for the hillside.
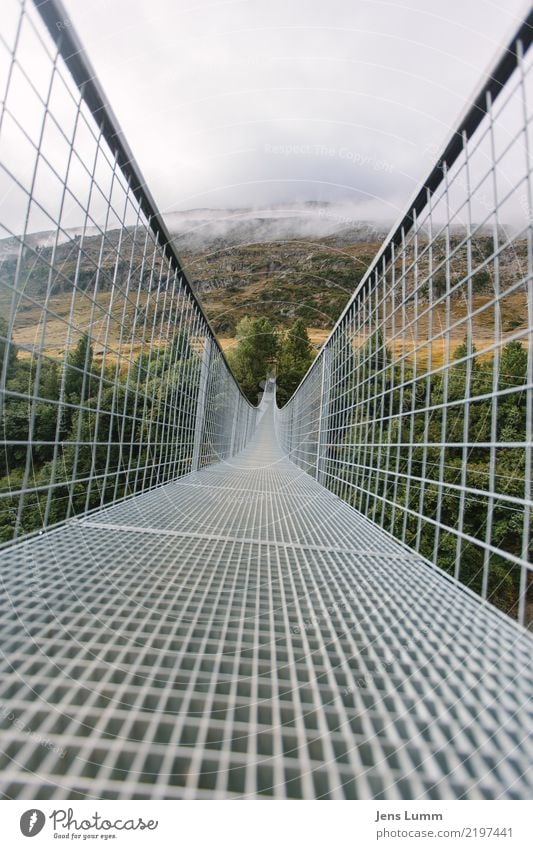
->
[0,204,528,367]
[186,237,381,336]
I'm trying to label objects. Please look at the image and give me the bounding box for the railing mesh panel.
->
[0,0,256,547]
[276,22,533,627]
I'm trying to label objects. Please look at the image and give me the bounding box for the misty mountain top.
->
[0,203,391,260]
[164,202,391,252]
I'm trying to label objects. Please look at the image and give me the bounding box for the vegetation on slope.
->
[0,319,200,543]
[226,317,315,405]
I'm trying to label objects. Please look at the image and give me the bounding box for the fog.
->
[0,0,530,238]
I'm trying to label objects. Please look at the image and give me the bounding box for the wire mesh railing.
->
[276,12,533,628]
[0,0,257,547]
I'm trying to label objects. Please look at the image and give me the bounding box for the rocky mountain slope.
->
[0,204,528,358]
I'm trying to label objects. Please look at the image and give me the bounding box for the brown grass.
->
[7,287,528,372]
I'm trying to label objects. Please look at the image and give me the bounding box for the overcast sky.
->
[19,0,533,225]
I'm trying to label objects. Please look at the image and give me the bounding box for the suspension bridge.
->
[0,0,531,800]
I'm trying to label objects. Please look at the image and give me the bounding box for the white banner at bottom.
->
[4,799,532,849]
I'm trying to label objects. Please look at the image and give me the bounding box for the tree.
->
[65,334,94,403]
[0,316,17,382]
[63,334,94,433]
[227,316,278,403]
[276,319,315,406]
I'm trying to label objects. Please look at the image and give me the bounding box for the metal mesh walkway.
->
[0,385,531,800]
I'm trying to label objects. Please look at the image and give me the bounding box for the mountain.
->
[1,204,527,353]
[0,203,389,259]
[164,202,391,252]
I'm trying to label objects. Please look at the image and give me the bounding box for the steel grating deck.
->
[0,391,531,800]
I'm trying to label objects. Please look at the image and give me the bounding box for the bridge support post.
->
[229,395,239,456]
[191,336,212,472]
[316,347,331,485]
